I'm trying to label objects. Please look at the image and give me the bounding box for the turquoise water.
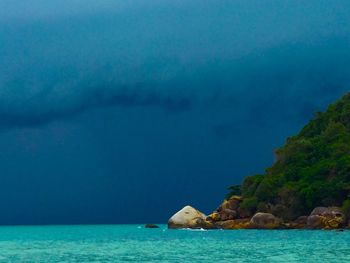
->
[0,225,349,262]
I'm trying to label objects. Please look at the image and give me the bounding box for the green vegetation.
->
[226,185,241,199]
[228,93,350,220]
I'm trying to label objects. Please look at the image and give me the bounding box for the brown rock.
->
[216,218,251,229]
[289,216,308,229]
[221,200,238,211]
[250,212,282,229]
[307,207,346,229]
[295,216,308,224]
[210,196,242,221]
[219,209,237,221]
[307,215,325,229]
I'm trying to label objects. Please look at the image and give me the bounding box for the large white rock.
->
[168,205,207,229]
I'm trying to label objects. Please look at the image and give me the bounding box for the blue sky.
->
[0,0,350,224]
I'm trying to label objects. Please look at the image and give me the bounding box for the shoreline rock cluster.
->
[168,196,349,230]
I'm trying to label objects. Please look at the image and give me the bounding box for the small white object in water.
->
[182,228,207,231]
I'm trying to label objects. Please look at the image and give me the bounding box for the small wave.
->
[181,228,207,231]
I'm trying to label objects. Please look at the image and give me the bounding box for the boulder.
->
[145,224,159,228]
[310,207,331,216]
[168,206,214,229]
[208,196,242,222]
[289,216,308,229]
[207,209,237,222]
[250,212,282,229]
[220,196,242,210]
[307,215,325,229]
[307,207,346,229]
[221,209,237,220]
[215,218,251,229]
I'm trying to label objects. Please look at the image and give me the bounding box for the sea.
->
[0,224,349,262]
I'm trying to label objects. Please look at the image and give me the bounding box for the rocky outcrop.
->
[219,196,242,210]
[207,196,243,222]
[168,206,215,229]
[250,212,282,229]
[287,216,308,229]
[168,199,349,230]
[205,197,284,229]
[307,207,346,229]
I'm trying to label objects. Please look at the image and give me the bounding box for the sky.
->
[0,0,350,224]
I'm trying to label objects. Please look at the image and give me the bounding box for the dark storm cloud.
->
[1,37,349,129]
[0,82,194,128]
[0,0,349,129]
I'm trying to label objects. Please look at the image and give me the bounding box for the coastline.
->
[167,197,349,230]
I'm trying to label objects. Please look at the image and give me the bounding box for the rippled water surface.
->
[0,225,349,262]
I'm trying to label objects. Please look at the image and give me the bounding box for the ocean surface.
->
[0,225,349,262]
